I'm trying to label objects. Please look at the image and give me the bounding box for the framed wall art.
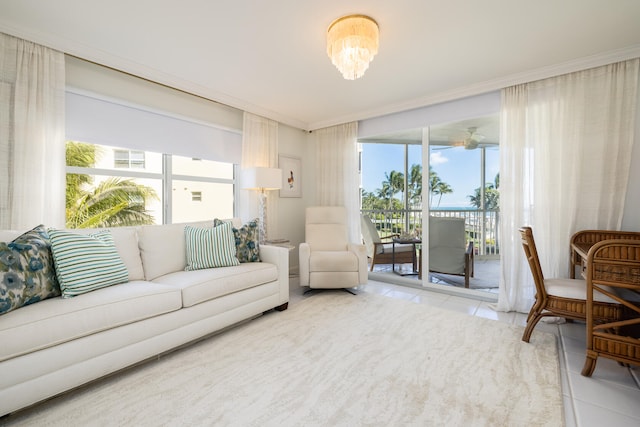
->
[279,155,302,198]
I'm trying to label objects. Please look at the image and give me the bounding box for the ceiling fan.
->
[432,126,494,150]
[452,127,485,150]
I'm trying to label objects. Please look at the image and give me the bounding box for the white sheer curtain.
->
[240,112,279,237]
[0,33,66,230]
[314,122,361,242]
[497,59,640,313]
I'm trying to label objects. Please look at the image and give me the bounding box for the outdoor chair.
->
[519,226,625,343]
[360,214,416,271]
[429,216,474,288]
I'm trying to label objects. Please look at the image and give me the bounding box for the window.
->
[65,141,236,228]
[114,149,145,169]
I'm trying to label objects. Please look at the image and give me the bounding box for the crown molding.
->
[0,20,309,131]
[2,19,639,132]
[308,44,640,130]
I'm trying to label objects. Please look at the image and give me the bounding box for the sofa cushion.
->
[138,221,212,281]
[49,229,129,298]
[152,262,278,308]
[70,226,145,281]
[0,225,60,315]
[185,223,239,270]
[0,280,182,362]
[214,218,261,263]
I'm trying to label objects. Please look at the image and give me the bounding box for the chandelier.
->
[326,15,379,80]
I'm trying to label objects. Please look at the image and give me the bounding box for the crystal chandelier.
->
[326,15,379,80]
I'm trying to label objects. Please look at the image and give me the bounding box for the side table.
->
[392,237,421,276]
[262,239,295,251]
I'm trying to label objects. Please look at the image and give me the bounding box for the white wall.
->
[275,124,312,273]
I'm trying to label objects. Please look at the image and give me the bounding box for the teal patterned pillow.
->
[0,225,60,315]
[213,218,261,263]
[48,229,129,298]
[185,223,240,270]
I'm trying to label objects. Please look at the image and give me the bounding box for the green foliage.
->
[65,141,159,228]
[364,163,498,211]
[468,173,500,210]
[367,164,425,210]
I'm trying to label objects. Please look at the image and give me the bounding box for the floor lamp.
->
[242,167,282,243]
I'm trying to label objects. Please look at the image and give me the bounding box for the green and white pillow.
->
[0,225,60,315]
[48,229,129,298]
[213,218,260,263]
[185,223,240,271]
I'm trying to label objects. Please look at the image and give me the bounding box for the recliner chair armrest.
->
[348,242,368,285]
[299,242,311,286]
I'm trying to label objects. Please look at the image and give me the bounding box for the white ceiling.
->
[1,1,640,131]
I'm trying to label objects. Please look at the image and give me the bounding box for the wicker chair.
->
[519,227,625,343]
[581,239,640,377]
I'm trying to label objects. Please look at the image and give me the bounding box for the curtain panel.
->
[0,33,66,230]
[314,122,361,243]
[240,112,279,238]
[497,58,640,313]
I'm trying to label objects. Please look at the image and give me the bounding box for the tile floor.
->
[291,279,640,427]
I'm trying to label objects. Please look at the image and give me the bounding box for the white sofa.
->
[0,220,289,416]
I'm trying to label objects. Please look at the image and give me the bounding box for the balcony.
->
[361,208,500,294]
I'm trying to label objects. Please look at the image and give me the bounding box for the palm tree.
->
[469,173,500,210]
[434,182,453,207]
[428,167,453,208]
[386,170,405,201]
[376,182,396,210]
[66,141,159,228]
[408,164,422,208]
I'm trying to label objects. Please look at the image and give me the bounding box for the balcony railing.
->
[361,208,500,256]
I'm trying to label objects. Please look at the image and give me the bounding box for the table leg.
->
[392,240,396,274]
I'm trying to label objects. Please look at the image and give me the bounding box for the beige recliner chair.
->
[299,206,368,292]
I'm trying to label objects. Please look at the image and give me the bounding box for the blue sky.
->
[361,144,499,208]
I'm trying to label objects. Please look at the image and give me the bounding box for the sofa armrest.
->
[259,245,290,306]
[299,243,311,286]
[348,242,368,285]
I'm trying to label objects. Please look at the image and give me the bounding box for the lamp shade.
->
[242,167,282,191]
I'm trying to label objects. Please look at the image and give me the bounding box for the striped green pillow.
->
[185,223,240,271]
[48,229,129,298]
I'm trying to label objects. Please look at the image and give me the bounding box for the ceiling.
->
[1,1,640,131]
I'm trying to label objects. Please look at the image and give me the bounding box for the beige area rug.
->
[5,292,563,426]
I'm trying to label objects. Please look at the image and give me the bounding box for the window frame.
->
[66,145,238,225]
